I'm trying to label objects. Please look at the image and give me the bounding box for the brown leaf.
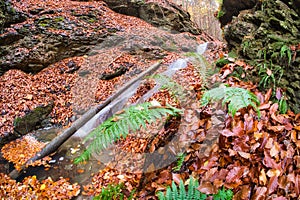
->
[251,186,267,200]
[293,125,300,131]
[267,176,278,194]
[270,103,278,114]
[259,103,271,110]
[264,88,272,103]
[270,141,280,158]
[237,151,251,159]
[295,175,300,196]
[203,167,218,181]
[225,166,247,183]
[172,173,182,185]
[259,168,267,185]
[273,197,288,200]
[198,181,217,194]
[221,129,237,137]
[267,125,285,133]
[157,170,171,184]
[263,150,281,170]
[233,185,250,200]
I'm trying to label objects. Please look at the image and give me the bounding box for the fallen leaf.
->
[225,166,247,183]
[266,169,281,177]
[251,186,267,200]
[238,151,251,159]
[198,181,217,194]
[270,141,280,158]
[267,176,278,194]
[259,169,267,185]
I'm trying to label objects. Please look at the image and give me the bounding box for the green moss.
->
[54,16,65,22]
[217,9,226,19]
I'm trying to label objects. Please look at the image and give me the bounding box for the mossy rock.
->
[13,102,54,136]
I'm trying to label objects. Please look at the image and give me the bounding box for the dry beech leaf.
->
[267,169,281,177]
[238,151,251,159]
[267,176,278,194]
[270,103,279,114]
[263,150,281,170]
[270,142,280,158]
[225,166,247,183]
[221,129,237,137]
[259,169,267,185]
[251,186,267,200]
[198,181,217,194]
[264,88,272,103]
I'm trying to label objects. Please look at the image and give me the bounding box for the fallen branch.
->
[9,61,162,179]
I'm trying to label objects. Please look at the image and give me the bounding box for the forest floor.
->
[0,0,300,199]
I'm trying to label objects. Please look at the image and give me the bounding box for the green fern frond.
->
[185,52,213,87]
[151,74,188,102]
[213,187,233,200]
[74,101,182,164]
[201,86,261,119]
[93,183,135,200]
[157,177,207,200]
[172,152,186,172]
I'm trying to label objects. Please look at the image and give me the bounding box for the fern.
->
[280,45,292,65]
[157,178,233,200]
[74,101,182,164]
[213,187,233,200]
[172,152,186,172]
[201,86,261,119]
[151,74,188,102]
[157,177,206,200]
[185,52,212,87]
[93,183,135,200]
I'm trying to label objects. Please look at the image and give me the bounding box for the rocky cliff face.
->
[220,0,300,113]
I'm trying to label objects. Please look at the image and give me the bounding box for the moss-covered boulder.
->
[13,102,54,136]
[0,102,54,146]
[220,0,300,113]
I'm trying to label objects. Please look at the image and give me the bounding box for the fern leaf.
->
[166,187,172,200]
[187,178,195,200]
[157,192,166,200]
[179,180,186,200]
[75,102,181,163]
[201,86,261,118]
[171,181,178,200]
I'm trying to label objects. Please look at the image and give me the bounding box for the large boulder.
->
[102,0,201,34]
[220,0,300,113]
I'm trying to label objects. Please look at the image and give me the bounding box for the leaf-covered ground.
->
[0,0,299,199]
